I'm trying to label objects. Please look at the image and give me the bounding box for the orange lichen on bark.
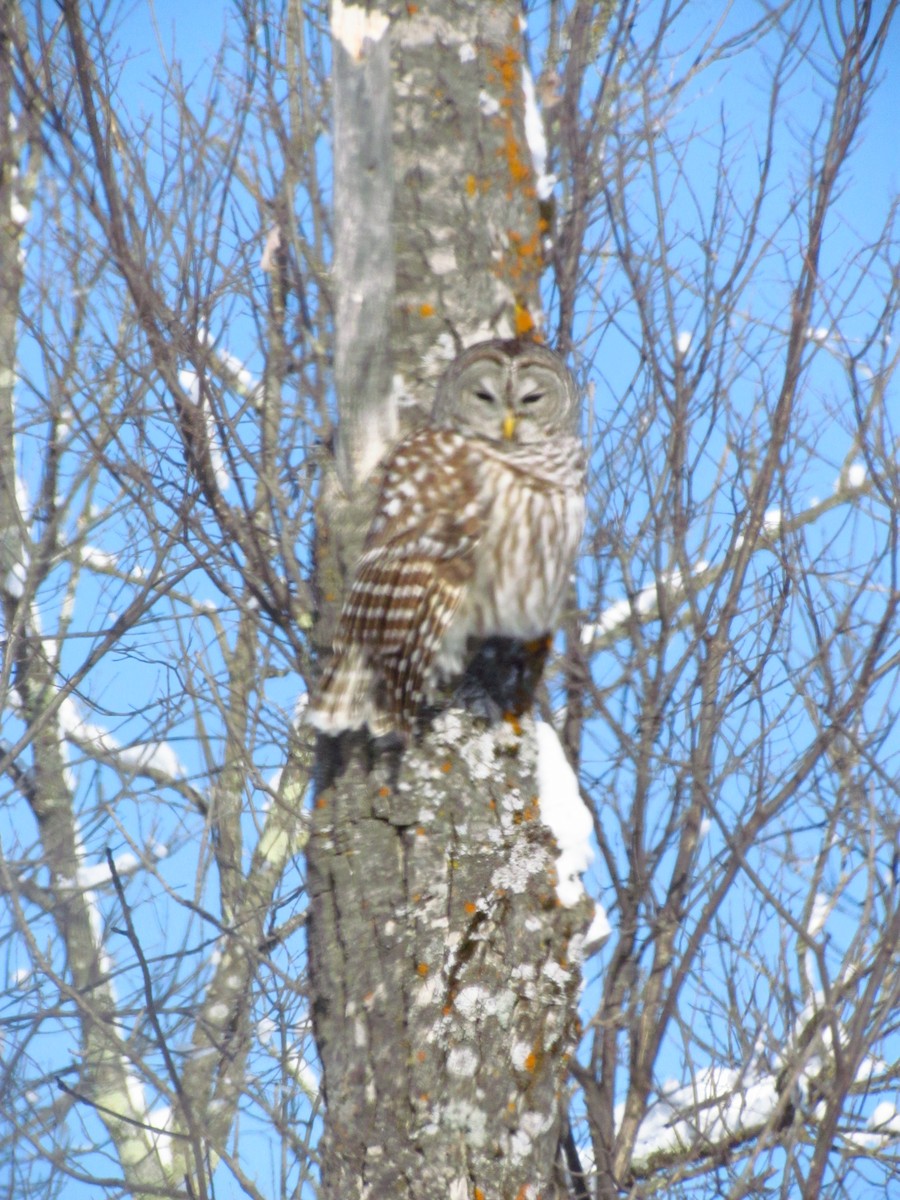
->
[497,230,545,336]
[514,304,536,335]
[419,302,435,317]
[488,43,535,198]
[524,1033,544,1074]
[464,901,478,914]
[502,126,531,186]
[441,759,452,773]
[509,229,542,261]
[416,962,429,977]
[491,43,522,102]
[504,231,544,297]
[479,28,546,334]
[516,797,539,823]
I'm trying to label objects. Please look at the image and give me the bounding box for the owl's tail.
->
[306,647,394,736]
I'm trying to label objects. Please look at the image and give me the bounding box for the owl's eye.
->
[521,391,544,405]
[474,390,495,403]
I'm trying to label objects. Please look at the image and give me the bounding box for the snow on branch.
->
[197,332,263,406]
[624,1003,899,1177]
[59,694,186,783]
[536,722,610,952]
[176,331,267,496]
[536,722,593,907]
[628,1065,780,1169]
[179,369,231,493]
[582,454,873,655]
[522,65,556,202]
[618,884,900,1177]
[258,1015,321,1103]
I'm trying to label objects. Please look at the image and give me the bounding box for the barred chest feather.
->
[433,435,586,677]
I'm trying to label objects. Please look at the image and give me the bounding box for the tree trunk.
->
[308,716,588,1198]
[308,3,589,1196]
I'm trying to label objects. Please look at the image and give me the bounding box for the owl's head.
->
[432,339,579,444]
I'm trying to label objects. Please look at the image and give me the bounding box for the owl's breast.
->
[434,453,584,675]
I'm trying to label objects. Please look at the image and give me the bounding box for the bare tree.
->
[552,3,900,1196]
[2,2,326,1195]
[1,1,898,1198]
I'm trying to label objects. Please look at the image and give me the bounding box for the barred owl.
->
[308,339,586,735]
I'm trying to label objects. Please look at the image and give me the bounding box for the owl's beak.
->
[502,411,517,440]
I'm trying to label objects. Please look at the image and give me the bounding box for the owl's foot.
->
[445,634,553,725]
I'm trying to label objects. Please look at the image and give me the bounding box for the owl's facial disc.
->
[431,339,578,445]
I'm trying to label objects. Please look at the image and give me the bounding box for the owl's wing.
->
[348,550,468,726]
[334,432,485,728]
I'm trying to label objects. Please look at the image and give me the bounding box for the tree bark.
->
[308,716,589,1198]
[308,3,588,1196]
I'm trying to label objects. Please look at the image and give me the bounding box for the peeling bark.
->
[332,0,396,495]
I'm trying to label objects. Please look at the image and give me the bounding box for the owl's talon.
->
[502,712,523,735]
